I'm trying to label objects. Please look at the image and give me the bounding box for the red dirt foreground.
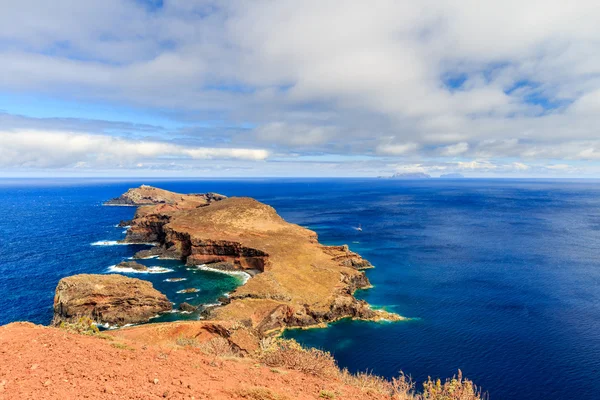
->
[0,322,387,400]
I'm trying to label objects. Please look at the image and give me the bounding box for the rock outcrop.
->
[179,302,197,312]
[116,261,148,271]
[53,274,172,326]
[104,184,226,207]
[109,186,402,334]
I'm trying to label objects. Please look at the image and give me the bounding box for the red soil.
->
[0,323,385,400]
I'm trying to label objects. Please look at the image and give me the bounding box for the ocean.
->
[0,178,598,399]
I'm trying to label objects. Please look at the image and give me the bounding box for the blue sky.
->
[2,0,600,177]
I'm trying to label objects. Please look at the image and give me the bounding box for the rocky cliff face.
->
[107,186,402,333]
[53,274,172,326]
[104,184,226,207]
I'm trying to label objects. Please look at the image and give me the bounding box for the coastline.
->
[96,185,404,335]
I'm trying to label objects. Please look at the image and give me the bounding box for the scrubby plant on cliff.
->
[257,337,339,378]
[255,338,485,400]
[57,316,100,336]
[419,370,486,400]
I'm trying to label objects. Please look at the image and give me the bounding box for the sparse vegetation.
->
[237,386,288,400]
[319,389,336,398]
[57,316,99,335]
[197,336,236,358]
[175,335,199,347]
[257,337,338,377]
[110,342,135,351]
[56,316,115,340]
[252,338,485,399]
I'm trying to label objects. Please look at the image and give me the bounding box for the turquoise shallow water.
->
[1,178,599,399]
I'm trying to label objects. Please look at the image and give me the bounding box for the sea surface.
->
[1,178,599,399]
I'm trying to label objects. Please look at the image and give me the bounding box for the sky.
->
[2,0,600,178]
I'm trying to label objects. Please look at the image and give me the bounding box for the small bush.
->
[198,336,236,358]
[58,316,100,336]
[340,369,392,395]
[176,335,199,347]
[111,342,135,351]
[319,390,336,398]
[237,386,288,400]
[420,370,485,400]
[257,338,338,378]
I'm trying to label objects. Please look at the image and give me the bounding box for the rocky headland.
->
[52,274,172,326]
[102,185,402,334]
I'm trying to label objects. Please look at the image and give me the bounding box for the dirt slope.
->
[0,323,385,400]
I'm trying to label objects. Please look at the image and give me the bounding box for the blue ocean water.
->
[1,178,599,399]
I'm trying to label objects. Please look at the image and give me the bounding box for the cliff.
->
[117,185,401,333]
[53,274,172,326]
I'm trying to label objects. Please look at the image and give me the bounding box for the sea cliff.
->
[104,185,402,334]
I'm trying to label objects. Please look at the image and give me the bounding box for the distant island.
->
[379,172,466,179]
[387,172,432,179]
[439,173,465,179]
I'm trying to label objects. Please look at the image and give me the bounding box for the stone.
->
[53,274,172,327]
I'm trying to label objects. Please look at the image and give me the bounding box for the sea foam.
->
[107,265,174,274]
[91,240,157,246]
[195,264,252,284]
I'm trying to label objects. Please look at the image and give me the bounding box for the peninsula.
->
[102,185,401,333]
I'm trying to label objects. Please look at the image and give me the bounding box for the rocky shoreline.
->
[53,185,402,342]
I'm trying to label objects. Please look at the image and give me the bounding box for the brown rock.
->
[179,302,197,312]
[116,261,148,271]
[53,274,172,327]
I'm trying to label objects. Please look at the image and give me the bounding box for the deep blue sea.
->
[1,178,599,399]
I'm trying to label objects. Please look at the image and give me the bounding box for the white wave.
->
[164,277,187,282]
[127,255,159,260]
[92,240,158,246]
[166,309,193,314]
[202,302,222,308]
[114,224,131,228]
[177,288,200,294]
[194,264,252,284]
[107,265,174,274]
[94,322,134,330]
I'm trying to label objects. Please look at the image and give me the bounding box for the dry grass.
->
[256,337,338,378]
[236,386,289,400]
[175,335,199,347]
[197,336,237,358]
[252,338,485,400]
[57,316,100,335]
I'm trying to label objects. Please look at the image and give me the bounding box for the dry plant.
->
[57,316,99,335]
[419,370,486,400]
[175,335,199,347]
[256,338,338,378]
[254,338,484,400]
[236,386,288,400]
[198,336,236,358]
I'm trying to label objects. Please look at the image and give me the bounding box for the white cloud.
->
[0,130,268,169]
[376,142,420,156]
[1,1,600,175]
[440,142,469,156]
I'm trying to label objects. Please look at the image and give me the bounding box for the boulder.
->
[53,274,172,327]
[179,302,197,312]
[116,261,148,271]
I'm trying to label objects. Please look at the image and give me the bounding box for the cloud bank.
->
[0,131,268,169]
[1,0,600,176]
